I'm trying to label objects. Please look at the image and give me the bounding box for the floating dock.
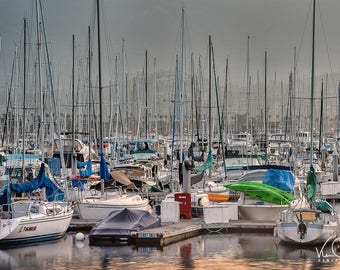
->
[69,217,276,246]
[132,220,202,246]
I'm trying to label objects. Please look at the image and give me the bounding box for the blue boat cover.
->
[78,160,93,177]
[262,169,295,191]
[313,199,333,213]
[46,157,61,176]
[100,153,111,180]
[9,163,65,202]
[89,208,160,239]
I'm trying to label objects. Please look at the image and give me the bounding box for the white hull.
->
[77,194,152,220]
[276,221,338,245]
[0,201,73,245]
[275,207,339,245]
[239,204,289,221]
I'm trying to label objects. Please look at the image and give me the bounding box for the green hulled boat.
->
[224,181,296,205]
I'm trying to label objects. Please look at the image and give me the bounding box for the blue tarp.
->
[10,163,65,202]
[262,169,295,191]
[46,157,61,176]
[72,179,85,191]
[78,160,93,177]
[100,153,111,180]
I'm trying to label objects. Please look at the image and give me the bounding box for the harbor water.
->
[1,231,340,270]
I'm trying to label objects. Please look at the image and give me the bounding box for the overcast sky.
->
[1,0,340,89]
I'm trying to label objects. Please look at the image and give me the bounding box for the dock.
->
[132,220,202,246]
[69,217,276,246]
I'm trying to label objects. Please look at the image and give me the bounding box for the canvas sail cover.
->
[306,165,317,202]
[77,159,93,177]
[192,151,213,174]
[100,153,111,180]
[9,163,65,201]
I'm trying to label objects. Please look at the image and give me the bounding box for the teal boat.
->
[224,181,296,205]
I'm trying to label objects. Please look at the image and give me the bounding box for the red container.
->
[175,192,192,219]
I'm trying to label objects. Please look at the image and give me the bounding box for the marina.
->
[2,0,340,269]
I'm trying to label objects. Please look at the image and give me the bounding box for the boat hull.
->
[77,194,152,220]
[275,221,338,245]
[0,210,73,245]
[239,204,289,221]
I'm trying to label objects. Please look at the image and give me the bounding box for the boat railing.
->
[0,203,12,219]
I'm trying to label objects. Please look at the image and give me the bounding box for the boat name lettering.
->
[19,226,37,232]
[138,233,157,238]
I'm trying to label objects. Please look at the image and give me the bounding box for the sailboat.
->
[74,0,153,221]
[0,164,73,246]
[0,16,73,246]
[275,0,339,245]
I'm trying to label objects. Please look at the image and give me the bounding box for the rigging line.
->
[295,0,312,71]
[317,0,336,91]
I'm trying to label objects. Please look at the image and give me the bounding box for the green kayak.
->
[224,181,296,205]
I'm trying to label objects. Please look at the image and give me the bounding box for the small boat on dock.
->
[88,208,160,245]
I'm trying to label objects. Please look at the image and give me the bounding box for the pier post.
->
[333,149,338,182]
[183,159,194,193]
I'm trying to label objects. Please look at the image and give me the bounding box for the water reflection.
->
[0,231,339,269]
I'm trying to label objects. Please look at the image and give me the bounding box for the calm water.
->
[1,231,340,270]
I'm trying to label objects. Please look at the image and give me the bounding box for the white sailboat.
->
[0,199,73,246]
[74,0,153,221]
[0,6,73,246]
[275,0,339,245]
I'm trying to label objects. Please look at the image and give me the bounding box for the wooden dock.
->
[132,219,202,247]
[68,218,276,246]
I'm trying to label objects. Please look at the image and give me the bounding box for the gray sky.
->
[1,0,340,88]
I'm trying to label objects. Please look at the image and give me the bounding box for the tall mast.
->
[190,53,194,144]
[145,50,148,139]
[88,26,92,161]
[310,0,316,164]
[71,35,76,174]
[179,6,184,170]
[246,35,250,133]
[264,51,268,157]
[208,34,212,178]
[22,18,27,183]
[36,0,44,161]
[96,0,103,155]
[153,57,158,138]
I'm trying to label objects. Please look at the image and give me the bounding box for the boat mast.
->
[22,18,27,183]
[97,0,103,155]
[88,26,92,161]
[72,35,76,174]
[208,34,212,178]
[36,0,45,162]
[145,50,148,139]
[310,0,316,164]
[179,7,185,185]
[264,50,268,158]
[246,35,250,134]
